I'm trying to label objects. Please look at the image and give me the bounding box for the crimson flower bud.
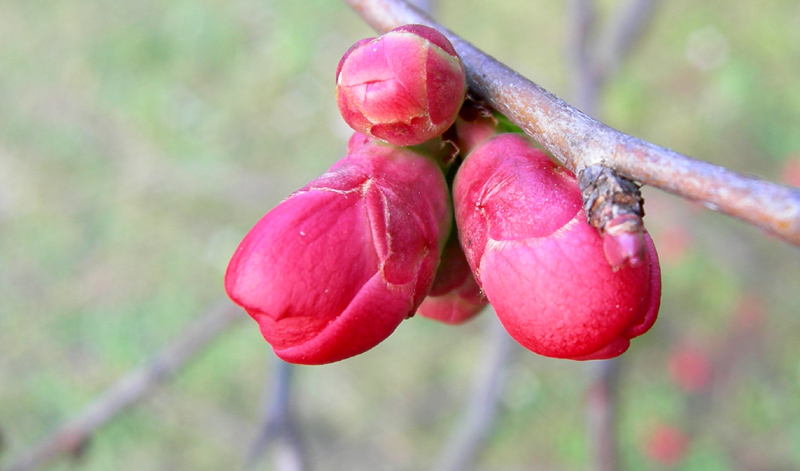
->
[346,131,374,153]
[603,214,647,268]
[453,111,500,155]
[453,134,661,360]
[336,24,467,146]
[226,141,451,364]
[418,231,488,324]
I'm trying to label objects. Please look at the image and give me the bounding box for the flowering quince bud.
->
[603,214,647,268]
[346,131,375,153]
[336,24,467,146]
[418,231,488,324]
[453,110,500,155]
[225,140,451,364]
[453,134,661,360]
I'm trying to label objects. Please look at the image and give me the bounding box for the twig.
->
[597,0,662,79]
[434,315,517,471]
[407,0,433,14]
[342,0,800,247]
[586,359,622,471]
[245,359,309,471]
[567,0,601,117]
[569,0,661,116]
[2,302,245,471]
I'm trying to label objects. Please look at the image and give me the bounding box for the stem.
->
[407,0,433,14]
[342,0,800,247]
[598,0,662,79]
[586,359,622,471]
[2,302,245,471]
[434,315,517,471]
[245,359,309,471]
[567,0,601,117]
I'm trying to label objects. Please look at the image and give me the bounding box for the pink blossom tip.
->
[336,25,467,147]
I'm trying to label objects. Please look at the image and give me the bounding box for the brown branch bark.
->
[2,302,245,471]
[342,0,800,247]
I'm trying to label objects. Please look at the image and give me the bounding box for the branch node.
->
[578,165,646,268]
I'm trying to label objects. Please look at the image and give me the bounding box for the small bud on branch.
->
[336,24,467,146]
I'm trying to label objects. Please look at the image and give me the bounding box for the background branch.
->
[586,359,622,471]
[567,0,600,117]
[342,0,800,247]
[2,302,245,471]
[433,315,517,471]
[407,0,433,14]
[597,0,662,79]
[245,359,309,471]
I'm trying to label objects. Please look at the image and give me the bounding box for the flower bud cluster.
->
[225,25,661,364]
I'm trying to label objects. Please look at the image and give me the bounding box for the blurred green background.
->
[1,0,799,470]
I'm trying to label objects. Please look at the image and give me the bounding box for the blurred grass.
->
[1,0,799,470]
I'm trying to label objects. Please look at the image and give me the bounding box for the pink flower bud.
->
[453,111,500,155]
[336,24,467,146]
[418,231,488,324]
[453,134,661,360]
[225,141,451,364]
[346,131,374,153]
[603,214,646,268]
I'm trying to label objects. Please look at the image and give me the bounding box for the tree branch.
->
[597,0,662,80]
[567,0,601,117]
[586,359,622,471]
[342,0,800,247]
[2,302,245,471]
[245,359,309,471]
[434,315,517,471]
[407,0,433,14]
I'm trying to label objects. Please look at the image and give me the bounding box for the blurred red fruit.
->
[732,292,766,334]
[645,424,690,466]
[655,225,693,265]
[225,141,451,364]
[336,24,467,146]
[667,344,711,393]
[781,156,800,187]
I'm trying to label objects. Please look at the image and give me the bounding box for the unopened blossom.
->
[418,231,488,324]
[336,24,467,146]
[453,134,661,360]
[226,140,451,364]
